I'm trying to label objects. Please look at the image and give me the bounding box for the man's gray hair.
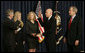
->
[70,6,78,13]
[46,8,53,13]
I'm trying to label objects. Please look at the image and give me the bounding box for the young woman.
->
[14,11,24,52]
[25,11,41,52]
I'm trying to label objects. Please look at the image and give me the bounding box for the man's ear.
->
[51,13,53,15]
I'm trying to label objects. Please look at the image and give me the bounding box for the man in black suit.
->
[3,9,20,52]
[38,8,56,52]
[63,6,82,52]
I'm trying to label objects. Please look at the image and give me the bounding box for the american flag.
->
[35,1,45,43]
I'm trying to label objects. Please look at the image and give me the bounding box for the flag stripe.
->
[35,1,45,34]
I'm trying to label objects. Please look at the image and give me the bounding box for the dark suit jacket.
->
[65,15,82,45]
[3,17,20,47]
[38,15,56,52]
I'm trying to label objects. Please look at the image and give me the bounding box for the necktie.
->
[68,17,72,30]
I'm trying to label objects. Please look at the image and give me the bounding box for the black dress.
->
[25,20,40,49]
[15,27,25,52]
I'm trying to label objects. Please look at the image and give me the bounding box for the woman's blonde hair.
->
[14,11,24,28]
[14,11,21,22]
[6,9,14,16]
[27,11,36,21]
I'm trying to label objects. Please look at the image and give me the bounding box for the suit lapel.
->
[70,16,77,29]
[71,16,77,24]
[68,15,77,29]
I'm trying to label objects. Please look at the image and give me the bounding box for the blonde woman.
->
[25,11,41,52]
[14,11,24,52]
[14,11,24,28]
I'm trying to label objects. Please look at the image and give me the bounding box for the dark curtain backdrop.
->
[1,1,84,52]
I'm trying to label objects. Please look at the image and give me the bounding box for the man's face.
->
[9,13,14,19]
[69,7,75,16]
[45,10,51,18]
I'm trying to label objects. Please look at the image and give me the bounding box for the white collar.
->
[48,15,52,20]
[8,16,11,20]
[72,14,76,21]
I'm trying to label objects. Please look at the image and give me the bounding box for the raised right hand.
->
[38,11,42,18]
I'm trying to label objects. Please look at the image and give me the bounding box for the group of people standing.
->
[2,6,82,52]
[3,10,24,52]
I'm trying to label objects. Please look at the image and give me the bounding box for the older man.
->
[38,8,56,52]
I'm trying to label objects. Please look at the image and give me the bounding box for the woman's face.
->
[17,13,21,20]
[30,13,34,20]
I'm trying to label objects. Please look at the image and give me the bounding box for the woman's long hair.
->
[14,11,24,28]
[27,11,36,21]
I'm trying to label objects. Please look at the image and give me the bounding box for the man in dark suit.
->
[3,9,20,52]
[63,6,82,52]
[38,8,56,52]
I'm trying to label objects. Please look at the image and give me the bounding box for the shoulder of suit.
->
[75,15,81,20]
[51,16,56,20]
[3,17,11,23]
[4,17,9,21]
